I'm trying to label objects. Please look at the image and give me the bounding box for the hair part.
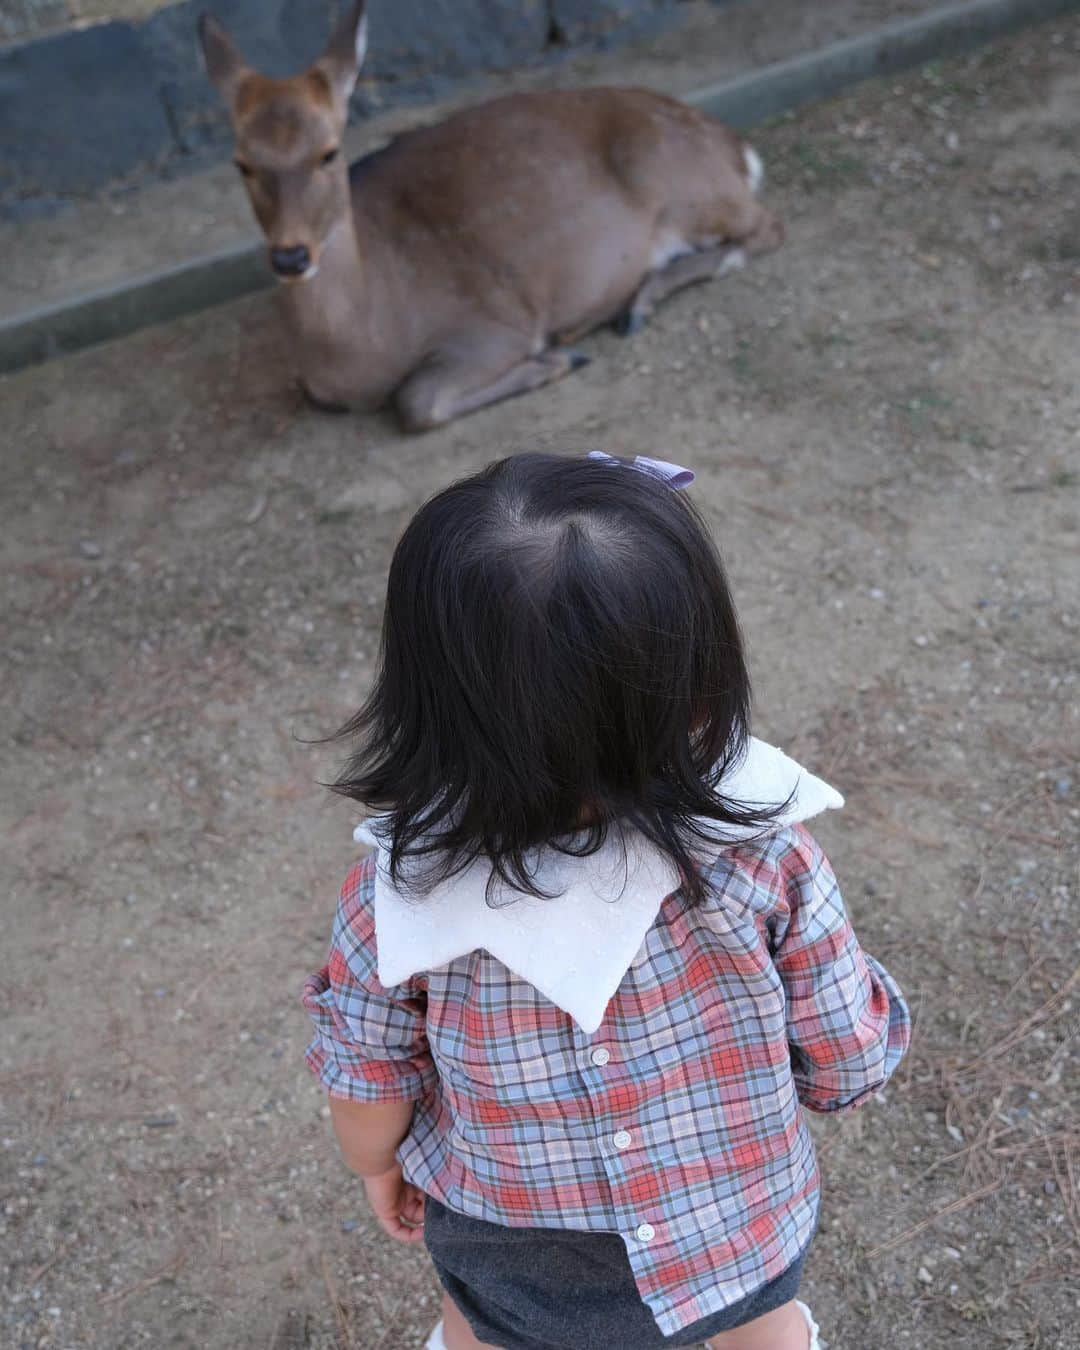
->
[332,452,781,906]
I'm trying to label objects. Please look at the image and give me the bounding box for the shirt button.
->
[613,1129,632,1150]
[590,1047,611,1067]
[635,1223,656,1243]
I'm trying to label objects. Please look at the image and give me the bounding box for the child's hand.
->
[363,1163,426,1243]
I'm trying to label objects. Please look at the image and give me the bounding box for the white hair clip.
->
[587,450,695,489]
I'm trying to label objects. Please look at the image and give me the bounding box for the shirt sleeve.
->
[301,856,436,1103]
[770,825,911,1114]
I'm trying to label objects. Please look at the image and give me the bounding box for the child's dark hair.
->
[332,452,779,905]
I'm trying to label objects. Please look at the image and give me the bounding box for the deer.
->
[198,0,783,432]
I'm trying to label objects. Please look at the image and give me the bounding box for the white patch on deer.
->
[354,15,369,69]
[649,231,693,271]
[743,144,764,195]
[717,248,746,276]
[338,14,368,101]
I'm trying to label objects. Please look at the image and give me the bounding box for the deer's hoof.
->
[612,307,646,339]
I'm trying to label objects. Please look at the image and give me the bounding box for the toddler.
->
[303,452,910,1349]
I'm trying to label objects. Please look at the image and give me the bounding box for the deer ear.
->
[198,12,249,101]
[315,0,368,106]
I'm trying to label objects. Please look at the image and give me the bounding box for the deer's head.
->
[198,1,367,282]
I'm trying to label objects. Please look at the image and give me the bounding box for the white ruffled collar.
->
[356,738,842,1033]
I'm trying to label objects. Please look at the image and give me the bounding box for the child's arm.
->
[330,1097,415,1176]
[770,826,911,1113]
[303,859,436,1241]
[330,1098,426,1243]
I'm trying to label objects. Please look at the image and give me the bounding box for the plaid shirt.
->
[303,823,910,1336]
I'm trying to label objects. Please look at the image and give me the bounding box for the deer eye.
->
[233,159,254,179]
[320,147,340,167]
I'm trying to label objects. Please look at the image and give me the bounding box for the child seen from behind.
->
[303,452,911,1349]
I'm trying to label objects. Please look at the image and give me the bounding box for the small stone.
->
[341,1219,358,1232]
[78,539,102,559]
[945,131,960,152]
[1053,776,1072,800]
[917,1266,934,1285]
[914,634,929,647]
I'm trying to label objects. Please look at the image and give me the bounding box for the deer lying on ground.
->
[198,0,783,432]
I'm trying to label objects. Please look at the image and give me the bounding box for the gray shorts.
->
[425,1197,809,1350]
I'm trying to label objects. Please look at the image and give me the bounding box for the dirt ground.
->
[2,12,1078,1350]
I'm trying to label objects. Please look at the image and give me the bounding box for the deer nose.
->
[269,244,311,277]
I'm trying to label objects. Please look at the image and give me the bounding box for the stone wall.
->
[0,0,171,45]
[0,0,693,210]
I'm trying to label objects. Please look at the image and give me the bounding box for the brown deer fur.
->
[199,2,783,431]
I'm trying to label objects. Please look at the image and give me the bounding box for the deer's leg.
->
[395,344,589,432]
[615,200,784,338]
[614,243,748,337]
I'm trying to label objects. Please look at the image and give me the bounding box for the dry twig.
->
[24,1238,75,1288]
[321,1252,357,1350]
[866,1179,1003,1258]
[98,1252,185,1307]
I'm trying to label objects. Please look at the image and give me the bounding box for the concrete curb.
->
[1,241,266,373]
[3,0,1077,376]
